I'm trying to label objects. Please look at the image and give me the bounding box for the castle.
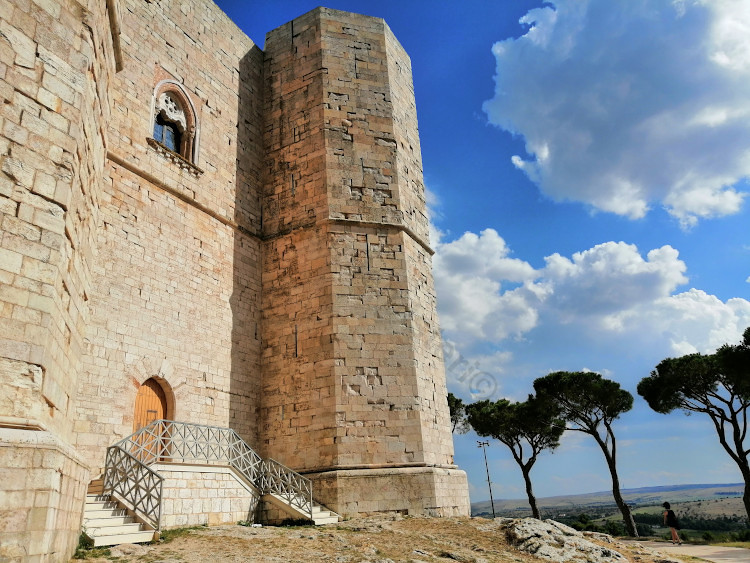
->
[0,0,469,559]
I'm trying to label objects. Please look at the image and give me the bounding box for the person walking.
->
[662,502,681,545]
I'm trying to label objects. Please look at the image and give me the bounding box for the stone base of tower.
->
[0,427,90,562]
[307,466,470,518]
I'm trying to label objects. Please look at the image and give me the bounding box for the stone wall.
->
[0,0,114,444]
[74,0,265,472]
[154,464,260,528]
[0,0,117,559]
[0,428,90,561]
[308,466,469,517]
[260,7,337,467]
[261,7,468,516]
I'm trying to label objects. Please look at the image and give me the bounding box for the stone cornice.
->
[107,150,435,257]
[299,462,460,474]
[328,217,434,256]
[146,138,204,176]
[106,150,258,242]
[262,217,435,255]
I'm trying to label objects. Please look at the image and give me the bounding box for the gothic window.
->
[153,91,190,158]
[153,113,182,153]
[148,83,201,175]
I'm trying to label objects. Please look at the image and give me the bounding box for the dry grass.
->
[710,541,750,549]
[71,516,697,563]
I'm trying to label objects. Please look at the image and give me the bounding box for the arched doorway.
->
[133,377,169,432]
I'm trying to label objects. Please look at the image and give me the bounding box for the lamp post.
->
[477,440,495,518]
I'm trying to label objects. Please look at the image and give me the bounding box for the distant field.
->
[472,483,745,519]
[667,496,746,518]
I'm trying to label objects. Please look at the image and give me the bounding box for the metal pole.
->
[477,440,495,518]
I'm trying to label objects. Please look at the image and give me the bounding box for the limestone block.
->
[2,155,35,188]
[0,247,23,274]
[0,20,36,69]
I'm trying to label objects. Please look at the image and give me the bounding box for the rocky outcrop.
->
[499,518,628,562]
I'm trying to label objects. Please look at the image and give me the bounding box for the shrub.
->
[72,533,111,560]
[604,520,625,536]
[279,518,314,527]
[635,523,653,536]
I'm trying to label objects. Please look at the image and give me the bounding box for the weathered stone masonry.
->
[1,0,118,559]
[260,9,465,514]
[0,1,469,560]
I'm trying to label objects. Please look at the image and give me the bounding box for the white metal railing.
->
[104,420,315,525]
[114,420,265,483]
[103,445,163,530]
[262,457,314,517]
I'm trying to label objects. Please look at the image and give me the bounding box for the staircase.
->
[310,505,340,525]
[94,420,339,545]
[82,480,156,547]
[265,492,340,525]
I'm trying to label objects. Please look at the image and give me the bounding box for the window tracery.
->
[149,81,202,175]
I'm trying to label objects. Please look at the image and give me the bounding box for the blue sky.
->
[217,1,750,503]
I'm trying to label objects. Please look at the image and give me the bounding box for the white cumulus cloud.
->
[484,0,750,226]
[433,229,537,341]
[541,242,688,320]
[434,230,750,357]
[607,289,750,355]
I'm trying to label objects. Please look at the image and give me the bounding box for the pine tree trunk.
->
[740,463,750,523]
[521,466,540,519]
[594,432,638,537]
[610,470,638,537]
[729,416,750,524]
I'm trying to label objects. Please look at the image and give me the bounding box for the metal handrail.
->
[114,419,168,465]
[105,420,315,522]
[114,420,265,483]
[103,445,163,530]
[262,458,314,519]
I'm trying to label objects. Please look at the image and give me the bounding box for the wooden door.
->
[133,378,167,432]
[133,378,168,461]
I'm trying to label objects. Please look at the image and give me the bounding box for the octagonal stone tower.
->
[261,8,469,516]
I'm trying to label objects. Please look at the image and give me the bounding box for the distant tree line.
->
[632,512,747,532]
[450,327,750,537]
[553,513,653,537]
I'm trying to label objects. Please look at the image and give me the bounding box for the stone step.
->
[85,495,112,504]
[82,494,155,547]
[89,529,155,547]
[84,515,136,527]
[266,492,341,525]
[87,479,104,496]
[313,508,340,524]
[312,515,339,525]
[85,507,129,519]
[318,513,335,521]
[87,522,144,536]
[85,500,119,510]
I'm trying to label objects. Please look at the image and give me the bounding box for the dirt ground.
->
[74,516,691,563]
